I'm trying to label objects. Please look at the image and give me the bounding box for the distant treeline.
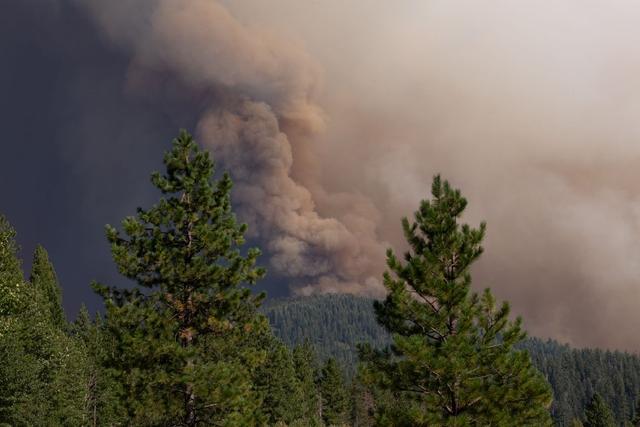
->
[264,293,640,426]
[262,294,391,373]
[524,338,640,425]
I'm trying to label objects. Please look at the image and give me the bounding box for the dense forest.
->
[0,131,638,426]
[262,295,390,374]
[264,293,640,426]
[523,339,640,425]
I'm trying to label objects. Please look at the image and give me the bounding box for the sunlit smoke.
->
[82,0,387,295]
[80,0,640,351]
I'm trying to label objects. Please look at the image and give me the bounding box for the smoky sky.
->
[0,0,282,316]
[3,0,640,352]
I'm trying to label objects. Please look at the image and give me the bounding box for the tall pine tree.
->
[95,130,268,426]
[359,175,552,426]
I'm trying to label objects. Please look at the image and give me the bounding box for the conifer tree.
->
[0,215,25,320]
[74,306,102,426]
[27,247,88,426]
[584,393,616,427]
[0,221,86,425]
[319,358,350,426]
[255,337,304,424]
[293,340,322,423]
[95,130,267,426]
[30,245,66,329]
[350,377,376,427]
[0,215,31,422]
[72,306,123,426]
[632,396,640,426]
[359,175,552,426]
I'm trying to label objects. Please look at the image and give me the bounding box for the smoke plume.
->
[38,0,640,351]
[81,0,387,295]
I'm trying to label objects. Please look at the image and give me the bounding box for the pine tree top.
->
[95,129,267,360]
[103,130,264,296]
[29,245,66,329]
[360,175,552,426]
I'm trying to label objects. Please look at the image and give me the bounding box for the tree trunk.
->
[185,382,196,427]
[181,324,196,426]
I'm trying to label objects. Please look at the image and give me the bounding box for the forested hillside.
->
[523,339,640,425]
[263,293,640,426]
[262,294,390,373]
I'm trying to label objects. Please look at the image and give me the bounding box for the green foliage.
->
[5,135,640,426]
[584,393,616,427]
[262,294,390,376]
[319,358,350,426]
[0,222,87,426]
[523,338,640,425]
[255,335,304,424]
[359,175,553,426]
[350,378,375,427]
[0,215,25,320]
[72,305,124,426]
[30,245,66,329]
[293,340,323,423]
[265,292,640,426]
[0,316,87,426]
[94,130,268,426]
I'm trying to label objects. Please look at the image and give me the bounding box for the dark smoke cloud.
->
[3,0,640,352]
[80,0,388,295]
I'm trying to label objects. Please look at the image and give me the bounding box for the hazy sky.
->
[3,1,640,351]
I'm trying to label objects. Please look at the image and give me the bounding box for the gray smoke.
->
[76,0,640,352]
[224,0,640,351]
[81,0,387,295]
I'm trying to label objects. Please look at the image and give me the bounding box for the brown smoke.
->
[82,0,387,296]
[84,0,640,351]
[227,0,640,351]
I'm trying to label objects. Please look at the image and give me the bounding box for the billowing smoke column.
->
[69,0,640,352]
[82,0,387,295]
